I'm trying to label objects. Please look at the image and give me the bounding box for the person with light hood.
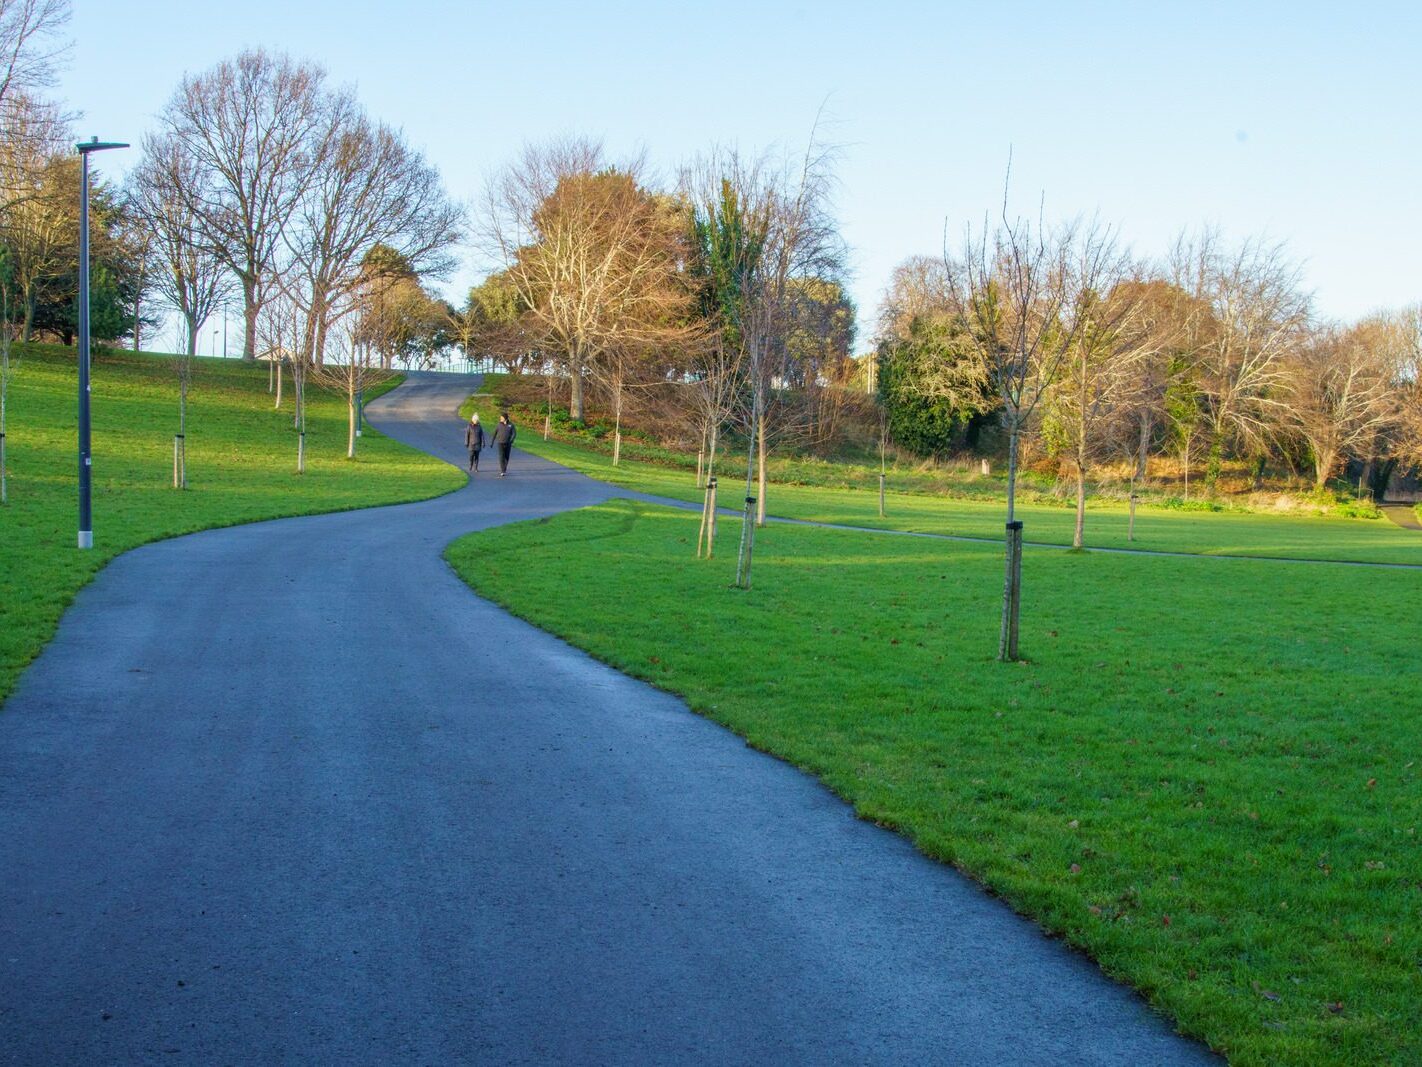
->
[464,412,486,473]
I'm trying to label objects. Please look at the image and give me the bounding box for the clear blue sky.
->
[61,0,1421,348]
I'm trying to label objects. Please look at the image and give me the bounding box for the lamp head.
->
[76,137,129,154]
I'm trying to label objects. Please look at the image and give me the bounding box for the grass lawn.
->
[464,387,1422,566]
[447,499,1422,1066]
[0,343,463,706]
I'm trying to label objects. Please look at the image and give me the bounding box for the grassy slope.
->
[447,499,1422,1067]
[463,390,1422,566]
[0,344,463,705]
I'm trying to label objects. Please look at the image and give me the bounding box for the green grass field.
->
[0,344,463,705]
[447,499,1422,1066]
[464,387,1422,566]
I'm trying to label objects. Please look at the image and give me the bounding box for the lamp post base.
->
[78,530,92,549]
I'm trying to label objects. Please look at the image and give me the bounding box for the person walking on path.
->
[492,412,517,476]
[464,413,486,473]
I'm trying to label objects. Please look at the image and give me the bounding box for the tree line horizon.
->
[3,30,1419,577]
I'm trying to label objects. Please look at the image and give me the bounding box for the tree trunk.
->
[274,360,283,409]
[570,361,585,421]
[1204,430,1224,490]
[295,376,306,474]
[756,413,767,527]
[1136,410,1151,480]
[20,292,35,342]
[999,424,1022,662]
[242,277,258,360]
[1,363,7,507]
[735,382,762,590]
[2,293,8,504]
[1004,424,1020,522]
[133,287,141,352]
[1073,456,1086,549]
[348,389,357,459]
[179,375,188,488]
[612,387,622,466]
[1073,385,1088,549]
[314,313,328,368]
[1314,448,1336,492]
[708,423,718,480]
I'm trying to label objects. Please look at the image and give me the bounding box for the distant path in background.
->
[0,373,1215,1065]
[1382,504,1422,531]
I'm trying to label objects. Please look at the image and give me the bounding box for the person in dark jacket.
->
[464,413,486,472]
[492,412,517,476]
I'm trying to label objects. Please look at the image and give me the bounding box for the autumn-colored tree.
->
[486,140,693,440]
[353,245,449,370]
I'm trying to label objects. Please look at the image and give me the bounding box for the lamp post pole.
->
[75,137,128,550]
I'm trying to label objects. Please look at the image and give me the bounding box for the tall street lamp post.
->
[76,136,128,550]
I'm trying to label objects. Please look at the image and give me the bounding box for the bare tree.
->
[311,310,392,458]
[948,189,1100,660]
[0,262,14,504]
[281,94,462,369]
[0,0,67,115]
[1285,322,1401,490]
[1105,278,1192,481]
[1391,306,1422,469]
[876,254,953,344]
[684,329,743,485]
[159,49,328,359]
[129,131,232,356]
[1169,229,1310,486]
[686,138,843,588]
[171,326,195,489]
[1048,242,1146,548]
[258,293,309,471]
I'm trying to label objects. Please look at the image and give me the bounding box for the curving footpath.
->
[0,373,1216,1065]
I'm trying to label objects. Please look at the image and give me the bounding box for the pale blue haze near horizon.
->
[60,0,1421,351]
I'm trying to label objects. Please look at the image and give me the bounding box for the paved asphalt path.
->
[1,373,1217,1065]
